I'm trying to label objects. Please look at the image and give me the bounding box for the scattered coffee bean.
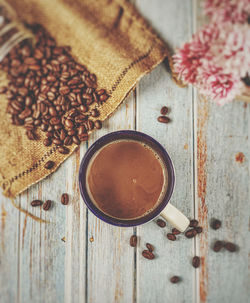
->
[170,276,180,284]
[156,219,166,228]
[189,219,198,227]
[172,228,181,235]
[160,106,168,115]
[185,229,197,238]
[146,243,154,252]
[192,256,200,268]
[130,235,137,247]
[31,200,43,207]
[91,108,99,117]
[61,193,69,205]
[44,160,55,169]
[224,242,237,252]
[43,200,52,211]
[211,219,221,230]
[167,233,176,241]
[142,250,155,260]
[213,240,224,252]
[157,116,170,124]
[195,226,203,234]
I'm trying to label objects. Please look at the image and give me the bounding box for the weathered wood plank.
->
[135,1,195,302]
[0,195,19,303]
[193,1,250,302]
[87,93,136,303]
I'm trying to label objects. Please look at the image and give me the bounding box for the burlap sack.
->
[0,0,170,198]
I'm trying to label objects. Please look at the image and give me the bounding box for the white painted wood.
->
[135,1,195,302]
[0,1,249,303]
[0,194,19,303]
[87,93,136,303]
[193,2,250,302]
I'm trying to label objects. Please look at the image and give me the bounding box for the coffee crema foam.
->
[86,139,168,220]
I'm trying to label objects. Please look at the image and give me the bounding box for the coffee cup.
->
[79,130,189,232]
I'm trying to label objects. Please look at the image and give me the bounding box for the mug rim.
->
[78,130,175,227]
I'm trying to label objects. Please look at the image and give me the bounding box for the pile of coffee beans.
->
[0,24,109,154]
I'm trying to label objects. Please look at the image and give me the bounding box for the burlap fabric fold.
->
[0,0,169,198]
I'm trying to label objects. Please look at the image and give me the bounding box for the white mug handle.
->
[160,203,190,232]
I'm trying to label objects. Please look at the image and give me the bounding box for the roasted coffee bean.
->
[157,116,170,124]
[172,228,181,235]
[146,243,154,252]
[167,233,176,241]
[44,160,55,169]
[170,276,180,284]
[195,226,203,233]
[43,200,52,211]
[64,136,73,146]
[224,242,237,252]
[91,108,99,117]
[190,219,198,227]
[156,219,166,228]
[142,250,155,260]
[31,200,43,207]
[94,120,102,129]
[2,25,109,149]
[185,229,197,238]
[72,135,81,145]
[79,134,88,142]
[211,219,221,230]
[0,86,7,94]
[213,240,224,252]
[53,138,63,146]
[58,146,70,154]
[61,193,69,205]
[192,256,200,268]
[130,235,137,247]
[160,106,168,115]
[26,130,38,140]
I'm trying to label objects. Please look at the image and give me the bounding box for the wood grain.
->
[135,1,195,302]
[0,1,249,303]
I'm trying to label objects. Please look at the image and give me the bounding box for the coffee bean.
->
[65,119,74,129]
[79,134,88,142]
[130,235,137,247]
[157,116,170,124]
[53,138,63,146]
[61,193,69,205]
[94,120,102,130]
[142,250,155,260]
[91,109,99,117]
[31,200,43,207]
[213,241,224,252]
[50,117,60,125]
[167,233,176,241]
[195,226,203,233]
[224,242,237,252]
[211,219,221,230]
[146,243,154,252]
[192,256,200,268]
[26,130,38,140]
[43,200,52,211]
[44,160,55,169]
[0,86,7,94]
[156,219,166,228]
[99,94,109,102]
[172,228,181,235]
[64,136,73,146]
[185,229,197,238]
[190,219,198,227]
[58,146,70,154]
[160,106,168,115]
[72,135,81,145]
[170,276,180,284]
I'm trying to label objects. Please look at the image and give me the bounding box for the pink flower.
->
[204,0,250,24]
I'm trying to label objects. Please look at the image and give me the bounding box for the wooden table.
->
[1,1,249,302]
